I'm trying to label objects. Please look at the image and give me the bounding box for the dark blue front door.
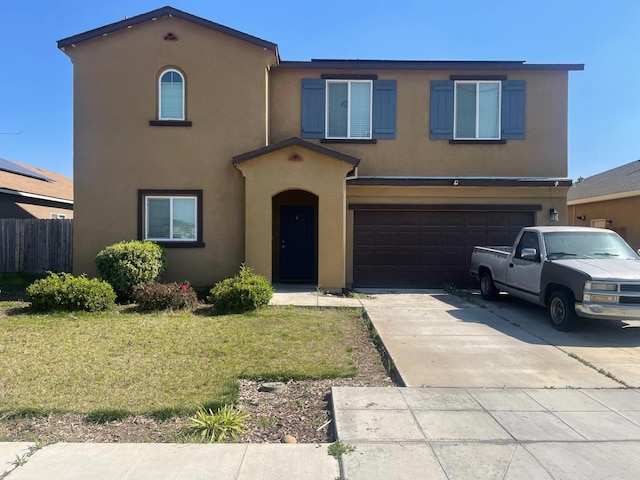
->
[280,206,315,281]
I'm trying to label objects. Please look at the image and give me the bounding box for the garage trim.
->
[349,203,542,211]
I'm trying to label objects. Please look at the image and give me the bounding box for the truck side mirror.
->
[521,248,538,261]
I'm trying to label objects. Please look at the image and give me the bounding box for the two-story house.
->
[58,6,582,290]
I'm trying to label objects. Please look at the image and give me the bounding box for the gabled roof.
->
[568,160,640,203]
[0,158,73,203]
[57,6,279,56]
[232,137,360,167]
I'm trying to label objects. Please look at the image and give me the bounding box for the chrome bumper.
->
[575,302,640,321]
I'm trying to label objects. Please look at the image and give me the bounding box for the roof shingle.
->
[0,158,73,202]
[568,160,640,201]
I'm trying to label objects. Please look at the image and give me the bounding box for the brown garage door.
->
[353,209,535,288]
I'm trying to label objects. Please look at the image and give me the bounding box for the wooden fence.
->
[0,219,73,273]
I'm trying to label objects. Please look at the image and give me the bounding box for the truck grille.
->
[620,284,640,292]
[620,297,640,305]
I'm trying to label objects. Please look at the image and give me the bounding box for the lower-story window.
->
[138,190,204,247]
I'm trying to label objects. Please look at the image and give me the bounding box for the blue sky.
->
[1,0,638,180]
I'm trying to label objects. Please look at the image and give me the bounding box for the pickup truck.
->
[470,226,640,331]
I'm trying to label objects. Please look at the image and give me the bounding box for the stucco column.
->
[242,175,273,280]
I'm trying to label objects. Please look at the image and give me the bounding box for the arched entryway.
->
[272,190,318,283]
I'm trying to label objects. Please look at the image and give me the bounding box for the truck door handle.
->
[509,263,514,268]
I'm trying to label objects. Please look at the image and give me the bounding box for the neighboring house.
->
[567,160,640,251]
[57,6,582,290]
[0,157,73,219]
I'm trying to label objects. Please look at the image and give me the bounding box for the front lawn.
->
[0,304,360,417]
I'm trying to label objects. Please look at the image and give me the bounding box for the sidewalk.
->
[3,287,640,479]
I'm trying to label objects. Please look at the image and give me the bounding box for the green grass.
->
[0,304,360,416]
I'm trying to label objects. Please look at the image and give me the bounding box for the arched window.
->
[159,69,185,120]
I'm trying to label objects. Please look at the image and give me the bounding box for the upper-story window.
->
[326,80,372,139]
[159,69,185,120]
[430,79,526,142]
[454,81,501,140]
[301,78,397,141]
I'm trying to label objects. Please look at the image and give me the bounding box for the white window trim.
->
[325,79,373,140]
[453,80,502,140]
[145,195,197,242]
[158,69,185,121]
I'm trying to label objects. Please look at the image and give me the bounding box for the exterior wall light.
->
[549,208,559,222]
[576,215,586,221]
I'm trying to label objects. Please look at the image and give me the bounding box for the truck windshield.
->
[543,231,639,260]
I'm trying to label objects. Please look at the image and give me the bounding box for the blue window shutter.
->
[502,80,526,139]
[372,80,397,139]
[301,79,326,139]
[430,81,454,139]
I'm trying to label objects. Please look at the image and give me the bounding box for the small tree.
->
[95,240,166,301]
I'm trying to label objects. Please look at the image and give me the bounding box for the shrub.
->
[186,405,249,443]
[26,272,116,312]
[132,281,199,312]
[208,266,273,313]
[95,240,166,301]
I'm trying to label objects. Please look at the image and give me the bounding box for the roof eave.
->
[278,60,584,71]
[232,137,360,167]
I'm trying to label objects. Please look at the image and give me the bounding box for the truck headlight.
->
[585,282,618,291]
[583,294,618,303]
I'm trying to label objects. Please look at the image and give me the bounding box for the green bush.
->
[26,272,116,312]
[132,281,199,312]
[208,266,273,313]
[95,240,166,301]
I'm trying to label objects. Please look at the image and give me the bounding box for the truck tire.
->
[480,272,499,300]
[548,290,578,331]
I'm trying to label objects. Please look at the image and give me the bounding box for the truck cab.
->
[470,227,640,331]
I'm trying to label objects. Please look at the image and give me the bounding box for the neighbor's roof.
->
[567,160,640,204]
[0,158,73,203]
[57,5,279,55]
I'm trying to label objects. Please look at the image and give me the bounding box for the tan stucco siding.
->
[345,184,569,285]
[236,146,353,291]
[65,16,276,284]
[568,196,640,251]
[270,69,569,178]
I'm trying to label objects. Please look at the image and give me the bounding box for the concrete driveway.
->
[479,292,640,388]
[358,290,636,388]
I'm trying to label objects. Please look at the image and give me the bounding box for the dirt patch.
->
[0,313,395,444]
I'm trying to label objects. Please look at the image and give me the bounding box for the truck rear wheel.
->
[480,272,499,300]
[548,290,578,331]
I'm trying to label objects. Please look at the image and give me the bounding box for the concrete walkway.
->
[3,287,640,479]
[333,386,640,479]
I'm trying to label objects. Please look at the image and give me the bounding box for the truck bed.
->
[472,246,512,256]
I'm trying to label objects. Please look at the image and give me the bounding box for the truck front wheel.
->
[480,272,499,300]
[548,290,578,331]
